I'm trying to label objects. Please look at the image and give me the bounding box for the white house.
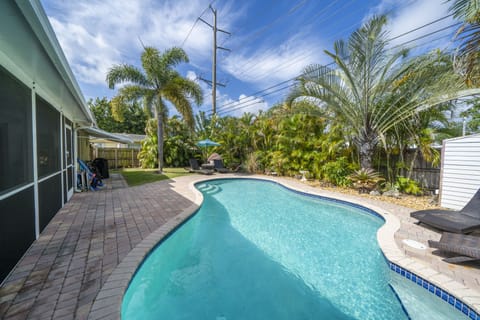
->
[0,1,130,283]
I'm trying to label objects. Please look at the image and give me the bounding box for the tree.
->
[138,116,196,168]
[164,116,196,167]
[290,16,466,169]
[460,98,480,132]
[89,97,148,134]
[449,0,480,86]
[106,47,203,172]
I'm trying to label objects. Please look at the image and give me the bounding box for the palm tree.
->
[106,47,203,172]
[290,15,467,169]
[449,0,480,86]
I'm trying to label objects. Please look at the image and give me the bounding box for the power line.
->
[180,0,217,48]
[388,14,454,42]
[231,11,455,87]
[227,0,359,79]
[217,84,295,115]
[213,19,459,116]
[216,16,457,113]
[217,30,458,115]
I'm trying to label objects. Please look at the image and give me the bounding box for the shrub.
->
[321,157,353,187]
[395,176,423,196]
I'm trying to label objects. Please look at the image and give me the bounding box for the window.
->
[0,66,33,194]
[36,95,60,178]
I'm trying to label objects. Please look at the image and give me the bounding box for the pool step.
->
[197,183,222,195]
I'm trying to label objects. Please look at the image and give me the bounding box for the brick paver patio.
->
[0,173,479,319]
[0,174,195,319]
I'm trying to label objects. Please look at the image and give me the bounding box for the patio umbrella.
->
[196,139,220,162]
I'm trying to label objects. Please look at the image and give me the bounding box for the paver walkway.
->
[0,174,194,319]
[0,173,479,319]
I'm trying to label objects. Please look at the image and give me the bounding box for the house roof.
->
[0,1,95,126]
[77,127,134,144]
[16,0,96,126]
[443,133,480,143]
[2,1,136,146]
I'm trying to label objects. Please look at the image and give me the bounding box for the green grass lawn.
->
[114,167,193,186]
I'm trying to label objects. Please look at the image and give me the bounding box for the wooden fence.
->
[91,148,140,169]
[378,149,441,192]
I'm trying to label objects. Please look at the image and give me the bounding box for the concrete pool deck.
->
[0,173,478,319]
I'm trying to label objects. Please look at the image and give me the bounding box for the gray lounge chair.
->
[428,232,480,263]
[410,188,480,234]
[213,159,231,173]
[189,159,214,175]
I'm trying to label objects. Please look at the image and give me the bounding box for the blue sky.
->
[40,0,456,117]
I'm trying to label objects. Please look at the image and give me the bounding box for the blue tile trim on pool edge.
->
[389,262,479,320]
[199,178,479,319]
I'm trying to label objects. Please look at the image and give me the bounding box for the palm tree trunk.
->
[357,131,377,169]
[359,143,374,169]
[156,107,164,173]
[407,148,418,180]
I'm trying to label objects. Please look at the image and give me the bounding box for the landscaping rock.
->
[370,190,381,196]
[382,189,401,198]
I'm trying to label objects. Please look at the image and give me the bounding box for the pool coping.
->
[88,175,480,319]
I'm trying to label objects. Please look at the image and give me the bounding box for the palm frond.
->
[106,64,148,89]
[449,0,480,22]
[160,47,189,69]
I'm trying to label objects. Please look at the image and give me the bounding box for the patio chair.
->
[213,159,231,173]
[428,232,480,263]
[77,159,103,191]
[410,188,480,234]
[188,159,213,175]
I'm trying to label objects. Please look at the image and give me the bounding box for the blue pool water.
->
[121,179,467,319]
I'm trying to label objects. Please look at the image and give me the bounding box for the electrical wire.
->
[180,0,217,48]
[213,19,460,116]
[217,31,458,116]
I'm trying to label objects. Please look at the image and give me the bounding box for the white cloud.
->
[186,70,198,81]
[42,0,223,88]
[367,0,455,51]
[217,94,268,117]
[223,34,325,87]
[49,17,122,85]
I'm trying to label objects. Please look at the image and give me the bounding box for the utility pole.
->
[199,6,230,115]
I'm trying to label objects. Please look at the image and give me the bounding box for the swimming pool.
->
[121,178,469,319]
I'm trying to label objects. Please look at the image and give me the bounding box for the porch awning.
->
[77,127,134,144]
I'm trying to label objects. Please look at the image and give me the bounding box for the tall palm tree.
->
[449,0,480,86]
[290,16,467,169]
[106,47,203,172]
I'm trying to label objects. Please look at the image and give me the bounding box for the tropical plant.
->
[138,119,158,168]
[395,176,423,196]
[460,98,480,132]
[245,152,260,173]
[88,97,148,134]
[164,116,196,167]
[449,0,480,86]
[320,157,355,187]
[349,168,384,193]
[106,46,203,172]
[290,15,467,170]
